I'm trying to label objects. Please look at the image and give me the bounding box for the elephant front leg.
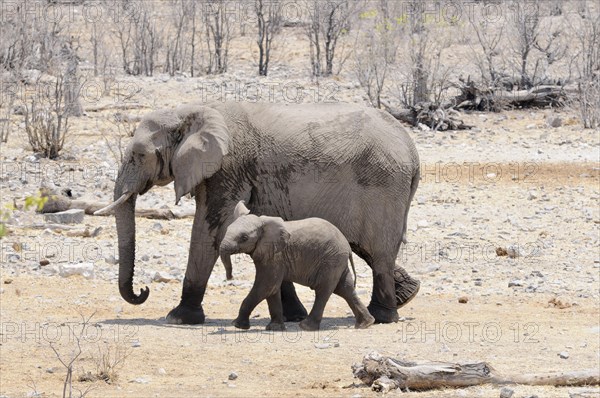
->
[166,197,218,325]
[280,281,307,322]
[265,290,285,331]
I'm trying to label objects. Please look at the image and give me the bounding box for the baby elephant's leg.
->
[234,271,279,330]
[335,271,375,329]
[266,287,286,331]
[299,284,335,331]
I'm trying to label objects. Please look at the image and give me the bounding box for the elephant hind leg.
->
[266,290,286,331]
[394,267,420,308]
[334,271,374,329]
[299,284,335,331]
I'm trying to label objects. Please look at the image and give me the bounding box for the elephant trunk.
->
[219,249,234,280]
[114,184,149,305]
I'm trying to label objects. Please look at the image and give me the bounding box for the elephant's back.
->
[219,102,418,169]
[285,218,351,253]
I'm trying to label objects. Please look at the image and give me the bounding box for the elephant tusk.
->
[94,192,133,215]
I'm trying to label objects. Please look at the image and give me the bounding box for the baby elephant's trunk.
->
[220,250,234,280]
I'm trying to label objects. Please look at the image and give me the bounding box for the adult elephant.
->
[96,101,421,325]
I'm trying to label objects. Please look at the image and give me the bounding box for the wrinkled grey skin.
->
[102,101,420,325]
[220,202,375,331]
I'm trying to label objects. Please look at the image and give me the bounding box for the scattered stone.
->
[506,245,522,258]
[546,115,562,128]
[141,254,150,262]
[558,351,569,359]
[4,279,13,284]
[314,343,331,349]
[59,263,94,279]
[130,377,150,384]
[500,387,514,398]
[153,271,177,283]
[458,296,468,304]
[43,209,84,224]
[65,226,102,238]
[528,190,538,200]
[152,223,163,231]
[228,372,238,380]
[548,297,572,309]
[160,228,170,235]
[131,341,141,348]
[157,368,166,375]
[496,247,508,257]
[526,123,536,129]
[39,259,50,266]
[417,219,429,228]
[508,280,524,287]
[105,255,118,265]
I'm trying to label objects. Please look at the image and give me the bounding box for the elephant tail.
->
[349,253,357,288]
[402,167,420,244]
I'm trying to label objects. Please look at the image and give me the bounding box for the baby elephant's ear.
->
[259,216,291,255]
[233,201,251,220]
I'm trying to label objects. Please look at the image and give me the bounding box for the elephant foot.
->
[165,304,205,325]
[266,321,286,331]
[355,315,376,329]
[367,303,399,324]
[298,318,320,331]
[232,318,250,330]
[394,267,420,308]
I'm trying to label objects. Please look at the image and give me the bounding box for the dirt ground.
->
[1,101,599,397]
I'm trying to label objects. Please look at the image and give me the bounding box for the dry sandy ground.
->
[0,72,599,398]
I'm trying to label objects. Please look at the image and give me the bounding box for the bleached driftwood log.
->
[38,188,194,220]
[453,78,569,111]
[352,352,600,393]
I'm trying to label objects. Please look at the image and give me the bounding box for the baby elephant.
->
[220,201,375,331]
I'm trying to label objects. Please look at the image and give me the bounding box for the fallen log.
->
[38,188,194,220]
[453,78,570,111]
[352,352,600,393]
[381,100,472,131]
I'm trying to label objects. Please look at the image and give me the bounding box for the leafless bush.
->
[101,112,138,167]
[79,342,131,384]
[507,0,567,89]
[256,0,283,76]
[24,63,84,159]
[305,0,359,77]
[114,1,162,76]
[204,0,235,74]
[49,312,97,398]
[570,2,600,128]
[394,2,453,107]
[352,3,397,108]
[468,6,506,87]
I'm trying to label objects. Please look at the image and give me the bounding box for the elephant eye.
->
[239,233,249,242]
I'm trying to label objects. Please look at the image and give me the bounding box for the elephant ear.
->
[233,201,251,220]
[172,105,230,204]
[257,216,291,258]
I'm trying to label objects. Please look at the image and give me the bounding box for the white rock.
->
[153,271,176,283]
[59,263,94,279]
[130,377,150,384]
[157,368,166,375]
[105,255,118,265]
[558,351,569,359]
[500,387,514,398]
[417,219,429,228]
[528,191,538,200]
[43,209,84,224]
